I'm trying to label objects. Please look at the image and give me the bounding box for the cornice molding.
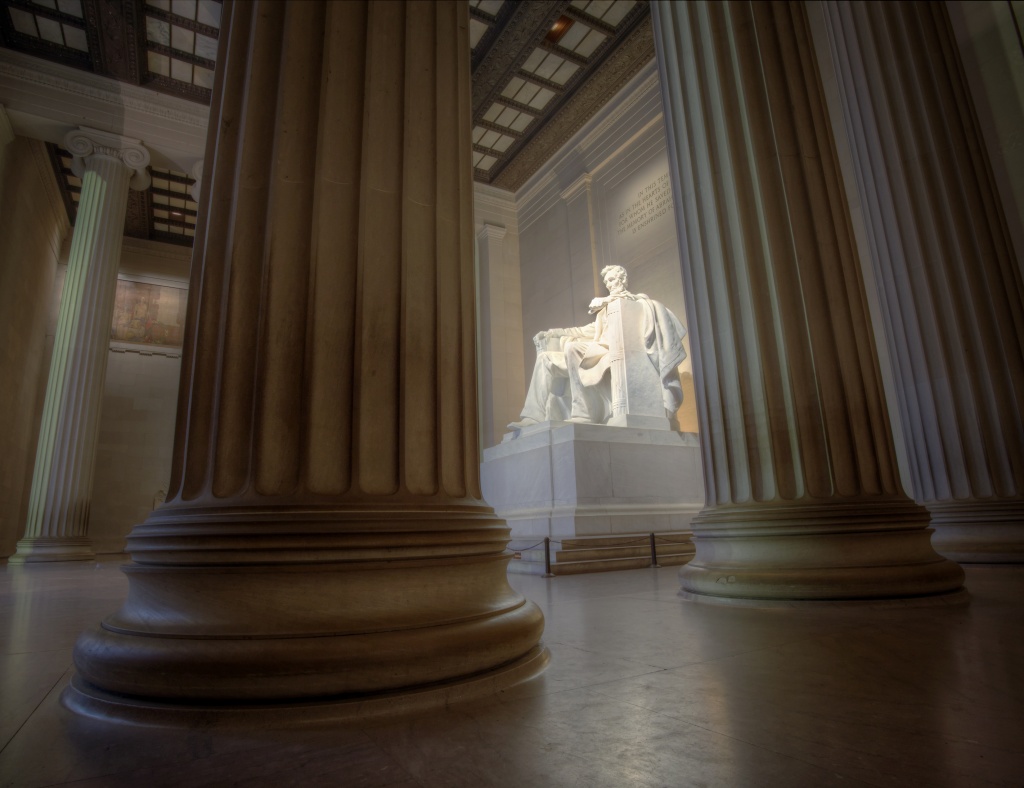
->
[576,66,660,153]
[120,235,193,264]
[0,49,209,130]
[560,172,593,202]
[493,21,656,192]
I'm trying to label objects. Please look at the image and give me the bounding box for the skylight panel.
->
[574,29,606,58]
[509,113,533,133]
[550,61,579,86]
[514,82,541,105]
[602,1,636,27]
[557,22,588,52]
[521,48,546,73]
[534,53,564,81]
[502,77,526,98]
[477,0,505,15]
[495,107,519,127]
[469,19,487,48]
[528,88,555,111]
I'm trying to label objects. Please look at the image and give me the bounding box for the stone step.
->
[558,533,693,551]
[507,532,695,576]
[551,551,694,575]
[554,543,693,563]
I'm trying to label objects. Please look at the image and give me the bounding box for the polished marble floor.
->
[0,558,1021,787]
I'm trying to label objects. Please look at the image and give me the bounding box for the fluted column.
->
[10,128,150,564]
[820,1,1024,563]
[67,1,545,717]
[651,0,964,602]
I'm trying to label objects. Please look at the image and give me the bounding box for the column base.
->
[927,500,1024,563]
[8,536,95,564]
[679,500,965,603]
[63,645,549,728]
[69,503,546,709]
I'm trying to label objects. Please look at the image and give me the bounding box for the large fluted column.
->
[820,1,1024,563]
[651,1,964,603]
[66,0,545,718]
[10,128,150,564]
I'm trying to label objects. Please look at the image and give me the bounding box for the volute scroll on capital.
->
[64,127,152,191]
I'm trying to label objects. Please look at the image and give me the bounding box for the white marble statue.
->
[508,265,687,435]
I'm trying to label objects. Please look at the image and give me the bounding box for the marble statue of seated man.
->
[508,264,687,435]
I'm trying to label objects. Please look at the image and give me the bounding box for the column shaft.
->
[822,1,1024,562]
[10,130,149,563]
[68,0,544,714]
[651,0,963,602]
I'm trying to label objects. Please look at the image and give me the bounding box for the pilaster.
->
[560,172,601,322]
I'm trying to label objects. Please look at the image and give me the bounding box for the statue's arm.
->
[532,322,596,352]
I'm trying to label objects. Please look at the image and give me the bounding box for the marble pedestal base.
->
[928,500,1024,563]
[481,423,704,574]
[8,536,95,564]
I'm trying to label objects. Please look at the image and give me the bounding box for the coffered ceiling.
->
[470,0,653,191]
[1,0,655,243]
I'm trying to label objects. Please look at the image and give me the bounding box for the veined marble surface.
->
[0,558,1022,786]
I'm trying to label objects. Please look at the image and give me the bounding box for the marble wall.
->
[0,136,69,557]
[87,238,188,554]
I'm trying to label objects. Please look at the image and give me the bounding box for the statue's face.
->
[604,269,626,294]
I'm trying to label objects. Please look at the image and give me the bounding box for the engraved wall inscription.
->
[616,173,672,236]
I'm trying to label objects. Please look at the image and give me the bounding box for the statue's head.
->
[600,265,627,294]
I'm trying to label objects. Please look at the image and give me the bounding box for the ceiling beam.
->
[561,4,618,36]
[536,38,588,66]
[473,117,525,138]
[82,0,146,84]
[515,70,565,94]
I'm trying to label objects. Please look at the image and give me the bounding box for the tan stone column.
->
[820,1,1024,563]
[67,0,545,715]
[10,128,150,564]
[650,0,964,602]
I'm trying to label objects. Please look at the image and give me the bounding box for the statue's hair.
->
[600,264,627,283]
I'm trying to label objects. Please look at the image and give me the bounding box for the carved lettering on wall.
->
[617,173,672,236]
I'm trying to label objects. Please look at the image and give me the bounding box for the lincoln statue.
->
[508,265,687,433]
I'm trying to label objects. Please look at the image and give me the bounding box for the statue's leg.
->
[565,341,610,423]
[508,351,569,429]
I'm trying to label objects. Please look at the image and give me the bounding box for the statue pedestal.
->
[481,423,703,574]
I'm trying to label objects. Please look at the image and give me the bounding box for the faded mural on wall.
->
[110,280,186,347]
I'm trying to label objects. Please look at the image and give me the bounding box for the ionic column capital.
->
[64,127,151,190]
